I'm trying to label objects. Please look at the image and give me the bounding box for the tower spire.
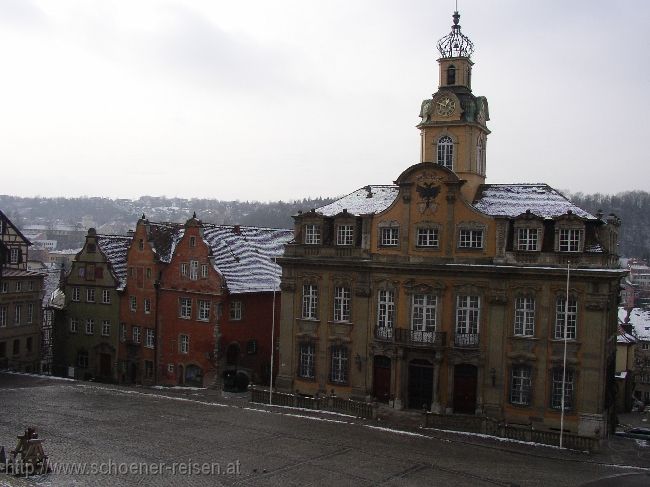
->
[437,9,474,58]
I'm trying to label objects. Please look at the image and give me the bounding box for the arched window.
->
[437,136,454,169]
[447,65,456,85]
[476,137,484,174]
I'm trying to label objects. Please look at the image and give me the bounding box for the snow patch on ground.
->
[1,371,76,382]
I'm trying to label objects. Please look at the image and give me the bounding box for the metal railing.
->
[250,388,375,419]
[374,326,446,347]
[454,333,479,347]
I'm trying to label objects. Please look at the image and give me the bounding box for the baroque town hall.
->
[276,11,624,437]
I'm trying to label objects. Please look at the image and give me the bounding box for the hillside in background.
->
[0,191,648,259]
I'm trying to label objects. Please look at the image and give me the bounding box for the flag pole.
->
[560,260,570,449]
[269,261,277,406]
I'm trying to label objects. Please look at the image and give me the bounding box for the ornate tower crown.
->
[436,11,474,58]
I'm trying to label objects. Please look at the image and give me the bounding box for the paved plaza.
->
[0,373,649,486]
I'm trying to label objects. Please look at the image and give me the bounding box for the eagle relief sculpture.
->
[416,181,441,214]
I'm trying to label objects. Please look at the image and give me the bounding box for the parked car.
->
[615,428,650,440]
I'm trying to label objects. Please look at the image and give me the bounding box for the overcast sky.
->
[0,0,648,201]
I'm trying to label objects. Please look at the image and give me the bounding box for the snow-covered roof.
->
[42,267,63,308]
[619,307,650,341]
[1,269,46,278]
[202,225,293,294]
[96,234,132,290]
[473,184,597,220]
[316,185,399,217]
[147,222,184,263]
[617,324,636,344]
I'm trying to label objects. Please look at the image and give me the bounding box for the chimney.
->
[233,225,241,235]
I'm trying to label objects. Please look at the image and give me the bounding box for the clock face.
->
[436,96,456,117]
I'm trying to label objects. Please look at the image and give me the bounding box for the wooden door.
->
[99,353,112,378]
[408,360,433,410]
[453,364,477,414]
[373,356,391,403]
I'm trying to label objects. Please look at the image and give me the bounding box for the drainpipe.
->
[154,276,161,385]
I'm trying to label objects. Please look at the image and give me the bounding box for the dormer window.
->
[304,224,321,245]
[437,136,453,170]
[517,228,539,251]
[447,65,456,85]
[558,228,582,253]
[336,225,354,246]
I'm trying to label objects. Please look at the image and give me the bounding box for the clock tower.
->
[418,10,490,201]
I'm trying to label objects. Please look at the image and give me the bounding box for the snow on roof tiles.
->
[316,185,399,216]
[473,184,597,220]
[618,307,650,341]
[97,234,132,290]
[147,222,184,263]
[202,225,293,294]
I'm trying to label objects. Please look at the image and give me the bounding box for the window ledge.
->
[328,320,353,326]
[510,335,539,341]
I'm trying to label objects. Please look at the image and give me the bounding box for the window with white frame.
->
[304,224,321,245]
[411,294,437,333]
[517,228,539,251]
[298,343,315,379]
[330,346,349,384]
[132,326,141,343]
[555,296,577,339]
[558,228,581,252]
[130,295,137,312]
[380,227,399,247]
[179,334,189,354]
[514,297,535,337]
[302,285,318,319]
[201,264,209,278]
[86,287,95,302]
[456,295,480,335]
[0,306,7,327]
[14,305,21,325]
[145,328,155,348]
[102,289,111,304]
[550,368,574,410]
[458,228,484,249]
[416,228,439,248]
[10,248,19,264]
[101,320,110,336]
[510,365,532,406]
[72,287,80,302]
[70,318,78,333]
[85,318,94,335]
[336,225,354,246]
[179,298,192,319]
[229,301,242,320]
[377,290,395,331]
[333,286,351,322]
[1,282,7,293]
[437,135,453,169]
[180,263,188,277]
[167,363,174,373]
[190,260,199,280]
[120,323,126,341]
[144,298,151,314]
[27,304,33,324]
[198,300,210,321]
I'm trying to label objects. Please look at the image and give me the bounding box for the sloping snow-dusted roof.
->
[1,269,46,278]
[147,222,184,263]
[619,307,650,341]
[316,185,399,217]
[96,234,132,290]
[473,184,597,220]
[42,267,63,308]
[617,324,636,344]
[202,225,293,294]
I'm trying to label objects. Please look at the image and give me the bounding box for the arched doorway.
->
[373,356,391,403]
[408,359,433,410]
[453,364,478,414]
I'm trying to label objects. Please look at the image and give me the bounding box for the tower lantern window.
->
[447,65,456,85]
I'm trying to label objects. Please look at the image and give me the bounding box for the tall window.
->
[102,289,111,304]
[559,228,581,252]
[86,287,95,302]
[198,300,210,321]
[446,65,456,85]
[517,228,539,251]
[27,304,34,324]
[337,225,354,246]
[299,343,315,379]
[190,260,199,280]
[551,368,574,410]
[85,319,94,335]
[230,301,242,320]
[456,295,480,334]
[201,264,209,278]
[416,228,439,248]
[476,138,484,174]
[146,329,155,348]
[77,350,88,368]
[380,227,399,246]
[179,298,192,319]
[120,323,126,341]
[514,297,535,336]
[458,229,483,249]
[180,263,188,277]
[411,294,437,333]
[437,136,454,169]
[101,320,111,336]
[72,287,80,302]
[377,290,395,330]
[16,281,22,292]
[333,287,351,322]
[130,296,137,312]
[0,306,7,327]
[133,326,141,344]
[510,365,532,406]
[14,305,21,325]
[302,285,318,319]
[144,298,151,314]
[305,224,321,245]
[70,318,78,333]
[179,334,189,354]
[555,296,577,339]
[10,248,19,264]
[330,346,349,384]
